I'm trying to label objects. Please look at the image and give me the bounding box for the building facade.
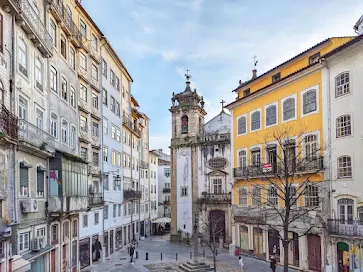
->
[155,149,171,219]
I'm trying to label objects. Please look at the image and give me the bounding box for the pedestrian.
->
[238,256,244,271]
[130,245,135,264]
[270,256,277,272]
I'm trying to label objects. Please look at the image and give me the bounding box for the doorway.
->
[337,242,350,272]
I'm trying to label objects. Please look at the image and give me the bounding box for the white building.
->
[154,149,171,219]
[322,28,363,272]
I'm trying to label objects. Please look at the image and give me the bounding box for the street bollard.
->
[176,253,178,260]
[161,253,163,260]
[203,250,205,258]
[190,252,192,259]
[146,252,149,260]
[136,251,138,259]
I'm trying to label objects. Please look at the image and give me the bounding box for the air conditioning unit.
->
[31,237,45,251]
[21,199,39,213]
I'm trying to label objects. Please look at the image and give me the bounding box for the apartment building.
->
[154,149,171,219]
[149,150,159,233]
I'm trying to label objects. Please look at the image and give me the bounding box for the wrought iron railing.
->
[123,189,141,201]
[122,114,141,136]
[327,219,363,236]
[12,0,53,54]
[0,105,18,139]
[163,201,170,206]
[18,119,55,151]
[163,188,171,193]
[88,195,103,206]
[198,193,231,204]
[198,133,231,142]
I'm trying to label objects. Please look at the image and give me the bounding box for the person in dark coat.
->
[270,256,277,272]
[130,245,135,263]
[92,238,102,262]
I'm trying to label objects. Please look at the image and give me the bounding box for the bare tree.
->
[234,124,328,272]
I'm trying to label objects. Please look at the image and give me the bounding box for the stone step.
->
[178,262,213,272]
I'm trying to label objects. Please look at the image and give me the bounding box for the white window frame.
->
[281,94,297,123]
[237,148,248,168]
[50,19,57,46]
[80,52,87,71]
[264,102,278,128]
[70,47,75,70]
[70,86,76,108]
[35,108,43,129]
[337,155,353,179]
[336,113,353,138]
[238,187,248,206]
[35,58,43,90]
[61,76,67,101]
[50,112,58,138]
[50,66,58,93]
[237,114,247,136]
[18,95,28,120]
[301,85,319,118]
[70,125,76,149]
[18,38,27,74]
[301,131,320,159]
[61,118,69,145]
[335,72,350,98]
[19,232,30,252]
[250,109,261,132]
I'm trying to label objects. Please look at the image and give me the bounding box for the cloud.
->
[130,11,153,34]
[161,51,178,61]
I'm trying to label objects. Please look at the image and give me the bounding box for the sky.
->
[81,0,363,154]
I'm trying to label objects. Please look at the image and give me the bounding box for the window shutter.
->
[20,166,28,189]
[37,169,44,193]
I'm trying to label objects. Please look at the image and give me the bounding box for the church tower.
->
[169,72,206,242]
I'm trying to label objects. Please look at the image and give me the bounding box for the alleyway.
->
[82,234,297,272]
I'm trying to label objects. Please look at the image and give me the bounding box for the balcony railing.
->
[198,192,231,204]
[0,105,18,139]
[123,189,141,201]
[12,0,53,56]
[46,0,83,47]
[88,195,103,206]
[122,114,141,136]
[327,219,363,236]
[18,119,55,153]
[163,201,170,206]
[48,196,88,214]
[198,133,231,143]
[140,160,149,169]
[233,157,324,179]
[163,188,171,193]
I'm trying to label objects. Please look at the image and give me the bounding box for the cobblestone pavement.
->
[82,235,297,272]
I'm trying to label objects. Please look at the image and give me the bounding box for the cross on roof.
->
[220,99,226,109]
[185,69,191,81]
[253,55,258,68]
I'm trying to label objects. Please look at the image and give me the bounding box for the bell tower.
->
[169,71,207,243]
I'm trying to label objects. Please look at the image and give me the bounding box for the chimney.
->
[252,69,257,79]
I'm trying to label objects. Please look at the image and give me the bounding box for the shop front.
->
[116,228,122,250]
[79,238,90,269]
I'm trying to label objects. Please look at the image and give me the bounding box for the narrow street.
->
[83,235,297,272]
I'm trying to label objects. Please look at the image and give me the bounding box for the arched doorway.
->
[239,225,248,253]
[337,242,350,272]
[209,210,225,242]
[307,234,321,271]
[268,229,280,262]
[253,227,263,258]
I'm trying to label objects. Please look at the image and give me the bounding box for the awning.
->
[11,256,31,272]
[152,217,171,224]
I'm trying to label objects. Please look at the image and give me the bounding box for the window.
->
[80,116,87,132]
[116,77,120,91]
[83,215,88,227]
[266,105,277,127]
[335,72,350,97]
[19,232,29,252]
[37,167,45,197]
[80,147,87,161]
[92,64,98,82]
[70,47,75,70]
[20,163,29,196]
[18,38,27,75]
[103,117,108,135]
[60,35,66,59]
[104,206,108,220]
[123,153,126,167]
[110,96,115,112]
[111,125,116,139]
[238,188,247,206]
[50,19,56,46]
[251,148,261,166]
[102,59,107,78]
[113,204,117,217]
[61,77,67,101]
[272,72,281,83]
[213,178,222,194]
[50,112,58,138]
[103,146,108,162]
[70,126,76,148]
[63,222,69,240]
[181,186,188,197]
[92,122,99,137]
[80,19,87,38]
[103,89,107,106]
[116,102,120,116]
[80,52,87,70]
[303,89,317,115]
[80,84,87,101]
[61,119,68,144]
[304,134,318,162]
[92,93,98,109]
[91,33,98,50]
[252,187,261,207]
[267,187,278,206]
[110,70,115,86]
[112,150,116,166]
[164,168,170,178]
[338,198,354,224]
[123,204,127,216]
[309,52,320,64]
[336,115,351,138]
[72,221,77,237]
[50,66,57,93]
[338,156,352,178]
[118,204,121,217]
[36,227,45,238]
[283,97,296,121]
[238,150,247,168]
[35,59,43,89]
[237,116,247,135]
[116,128,121,142]
[70,87,76,108]
[94,212,99,225]
[36,109,43,129]
[251,110,261,131]
[51,225,58,244]
[305,185,319,207]
[181,115,188,134]
[243,88,250,96]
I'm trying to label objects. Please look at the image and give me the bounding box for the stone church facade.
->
[169,75,232,245]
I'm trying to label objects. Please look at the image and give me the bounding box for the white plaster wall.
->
[79,209,103,238]
[158,164,171,218]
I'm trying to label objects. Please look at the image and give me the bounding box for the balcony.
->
[88,194,103,207]
[163,201,170,206]
[79,127,90,143]
[327,219,363,237]
[91,135,100,148]
[123,189,141,201]
[11,0,53,57]
[233,157,324,179]
[0,105,18,140]
[140,160,149,169]
[48,196,88,214]
[122,114,141,137]
[90,45,101,63]
[163,188,171,193]
[46,0,83,47]
[88,165,100,176]
[18,119,55,155]
[198,192,231,205]
[198,132,231,143]
[78,99,90,113]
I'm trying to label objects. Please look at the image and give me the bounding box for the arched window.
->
[251,110,261,131]
[50,112,58,138]
[336,115,351,138]
[335,72,350,97]
[237,116,246,135]
[181,115,188,134]
[338,198,353,224]
[61,119,68,144]
[238,188,247,206]
[303,89,317,114]
[252,187,261,207]
[266,105,277,126]
[283,97,295,121]
[337,156,352,178]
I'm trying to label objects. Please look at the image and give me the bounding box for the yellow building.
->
[226,37,352,271]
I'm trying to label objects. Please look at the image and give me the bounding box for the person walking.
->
[270,256,277,272]
[130,245,135,264]
[238,256,244,271]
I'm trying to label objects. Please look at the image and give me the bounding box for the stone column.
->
[298,235,309,270]
[170,147,178,242]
